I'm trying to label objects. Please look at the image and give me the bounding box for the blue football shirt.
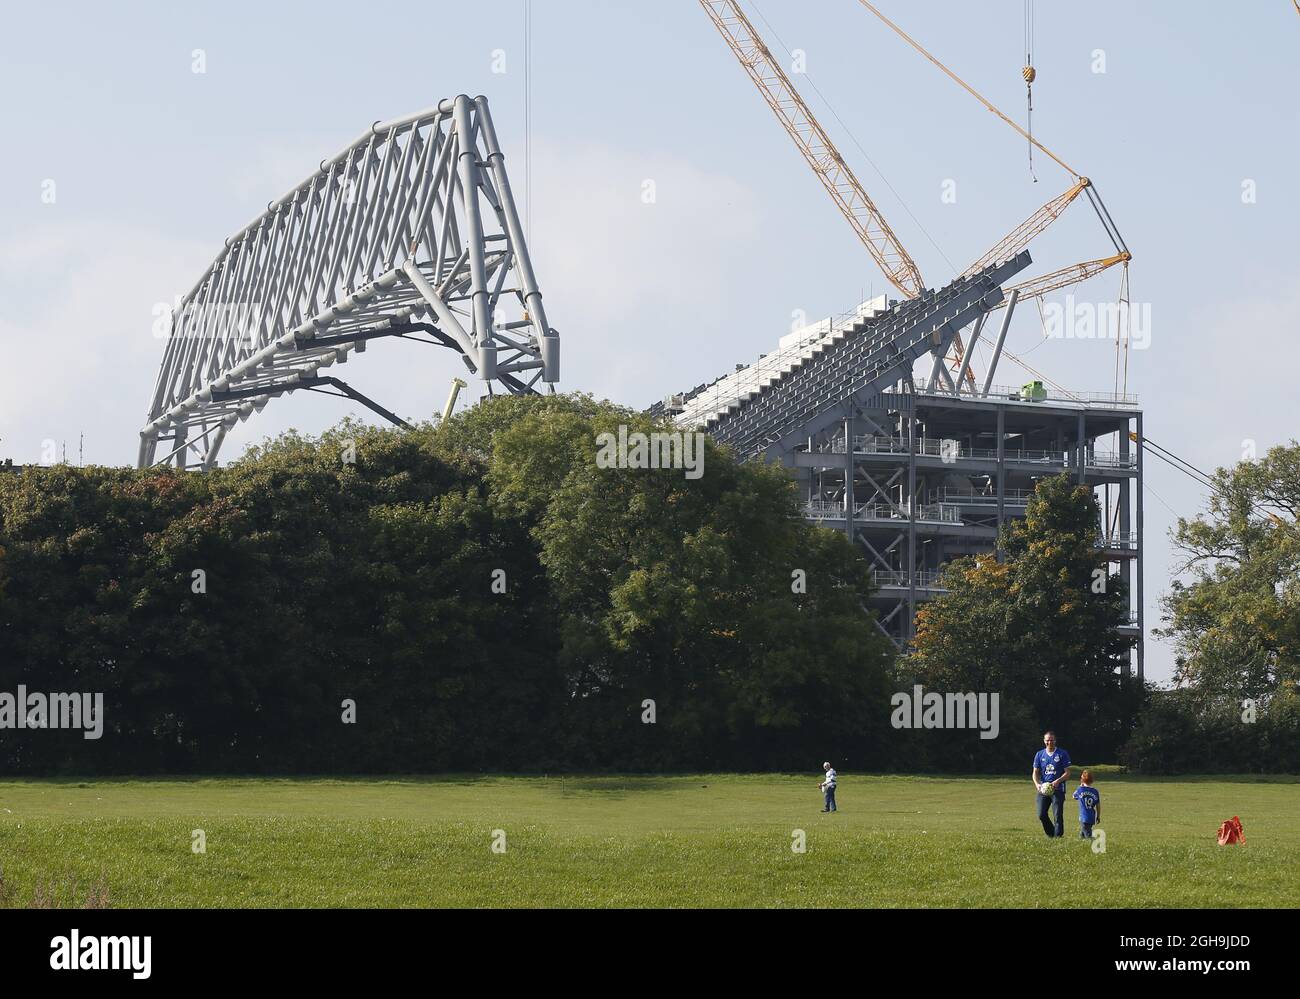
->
[1033,748,1070,790]
[1073,785,1100,823]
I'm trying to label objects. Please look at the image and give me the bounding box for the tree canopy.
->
[1124,441,1300,773]
[906,474,1143,767]
[0,394,896,774]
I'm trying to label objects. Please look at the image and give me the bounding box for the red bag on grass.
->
[1217,815,1245,846]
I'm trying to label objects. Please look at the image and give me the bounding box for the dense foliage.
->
[1122,441,1300,772]
[0,394,896,773]
[7,401,1291,775]
[905,475,1145,769]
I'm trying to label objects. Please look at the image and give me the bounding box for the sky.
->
[1,1,1296,685]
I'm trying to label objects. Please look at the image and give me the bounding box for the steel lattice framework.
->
[139,95,557,469]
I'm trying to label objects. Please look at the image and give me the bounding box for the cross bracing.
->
[669,253,1031,458]
[652,252,1144,676]
[139,95,557,470]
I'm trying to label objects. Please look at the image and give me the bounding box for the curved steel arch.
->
[139,94,558,469]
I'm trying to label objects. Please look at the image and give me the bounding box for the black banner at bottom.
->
[0,907,1278,984]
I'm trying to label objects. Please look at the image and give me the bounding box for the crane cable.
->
[1138,436,1288,529]
[856,0,1078,179]
[1113,262,1131,400]
[748,1,959,275]
[1023,0,1037,182]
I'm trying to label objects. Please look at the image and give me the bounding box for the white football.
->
[1040,782,1055,796]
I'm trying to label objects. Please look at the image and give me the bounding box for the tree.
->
[1157,441,1300,701]
[1120,442,1300,774]
[906,474,1142,766]
[485,398,897,769]
[0,395,898,774]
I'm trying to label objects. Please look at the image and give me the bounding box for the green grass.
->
[1,773,1296,907]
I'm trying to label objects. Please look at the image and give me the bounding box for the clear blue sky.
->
[1,1,1297,684]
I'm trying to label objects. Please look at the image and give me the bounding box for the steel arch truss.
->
[139,95,558,469]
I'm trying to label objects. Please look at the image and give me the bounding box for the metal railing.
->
[1087,450,1138,468]
[872,569,948,589]
[801,501,961,524]
[999,448,1067,464]
[942,383,1140,408]
[932,488,1033,505]
[801,500,865,521]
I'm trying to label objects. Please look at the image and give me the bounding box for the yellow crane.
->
[855,0,1131,295]
[698,0,923,299]
[700,0,1133,394]
[699,0,982,387]
[991,252,1131,310]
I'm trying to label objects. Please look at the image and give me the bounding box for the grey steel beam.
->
[1120,424,1134,676]
[1135,412,1145,680]
[139,96,557,470]
[996,404,1005,560]
[980,288,1018,397]
[1077,411,1087,484]
[906,407,917,642]
[953,313,987,394]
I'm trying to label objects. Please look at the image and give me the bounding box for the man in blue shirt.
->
[1031,730,1071,838]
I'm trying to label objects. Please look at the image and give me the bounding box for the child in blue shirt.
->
[1072,769,1101,839]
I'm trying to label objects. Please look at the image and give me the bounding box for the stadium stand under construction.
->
[654,255,1144,678]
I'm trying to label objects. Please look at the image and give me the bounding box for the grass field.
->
[1,772,1297,907]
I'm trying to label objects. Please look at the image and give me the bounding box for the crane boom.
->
[699,0,925,299]
[962,178,1089,277]
[988,252,1130,307]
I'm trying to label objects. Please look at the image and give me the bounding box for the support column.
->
[1077,411,1087,485]
[843,417,854,540]
[981,289,1018,397]
[996,405,1006,560]
[1119,424,1134,677]
[1135,412,1145,681]
[907,407,918,642]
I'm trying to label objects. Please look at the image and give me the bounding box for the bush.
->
[0,395,896,773]
[1122,687,1300,774]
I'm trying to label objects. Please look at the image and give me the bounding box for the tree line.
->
[1,394,1293,774]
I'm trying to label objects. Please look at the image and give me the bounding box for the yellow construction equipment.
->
[698,0,924,300]
[700,0,986,388]
[856,0,1079,179]
[991,252,1131,308]
[962,178,1090,278]
[700,1,1133,390]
